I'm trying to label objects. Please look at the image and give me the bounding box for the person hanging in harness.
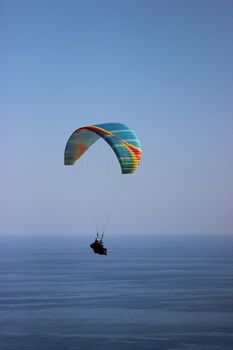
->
[90,233,108,255]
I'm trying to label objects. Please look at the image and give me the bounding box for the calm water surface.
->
[0,235,233,350]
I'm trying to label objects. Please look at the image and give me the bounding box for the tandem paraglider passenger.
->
[90,233,108,256]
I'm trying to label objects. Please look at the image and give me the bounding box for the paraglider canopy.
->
[64,123,142,174]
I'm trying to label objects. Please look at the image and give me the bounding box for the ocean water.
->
[0,234,233,350]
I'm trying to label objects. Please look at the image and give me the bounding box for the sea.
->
[0,234,233,350]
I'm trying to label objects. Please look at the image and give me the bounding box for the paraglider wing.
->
[64,123,142,174]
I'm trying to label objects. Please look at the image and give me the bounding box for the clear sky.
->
[1,0,233,235]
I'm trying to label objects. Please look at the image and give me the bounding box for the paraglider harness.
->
[90,233,107,256]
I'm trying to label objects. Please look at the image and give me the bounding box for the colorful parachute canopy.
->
[64,123,142,174]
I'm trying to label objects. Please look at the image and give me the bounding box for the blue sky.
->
[1,0,233,235]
